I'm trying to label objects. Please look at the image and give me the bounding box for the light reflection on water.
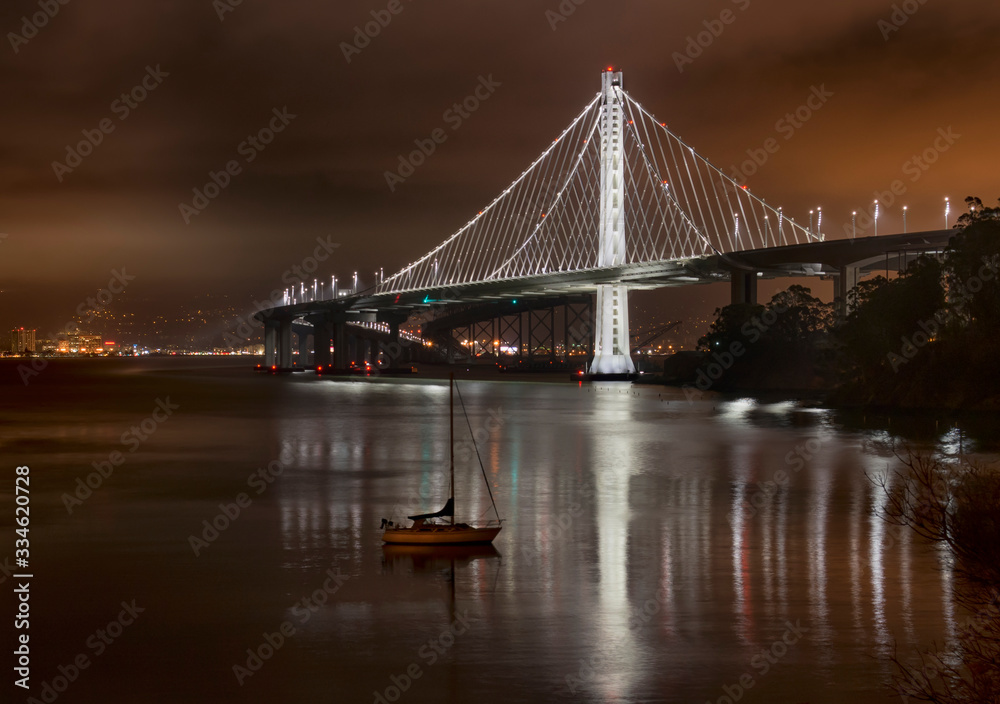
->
[264,384,967,702]
[2,361,981,703]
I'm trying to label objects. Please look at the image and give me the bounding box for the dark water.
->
[1,358,995,703]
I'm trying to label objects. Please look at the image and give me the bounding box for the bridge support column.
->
[312,317,332,367]
[590,69,635,375]
[278,319,293,368]
[730,270,758,305]
[297,331,310,365]
[835,265,860,317]
[264,320,278,367]
[333,322,348,369]
[376,312,410,366]
[385,323,398,364]
[592,285,634,373]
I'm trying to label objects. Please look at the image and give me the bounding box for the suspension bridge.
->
[256,69,951,374]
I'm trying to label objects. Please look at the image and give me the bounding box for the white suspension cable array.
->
[376,85,822,296]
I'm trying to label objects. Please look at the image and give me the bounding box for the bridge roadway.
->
[255,229,953,369]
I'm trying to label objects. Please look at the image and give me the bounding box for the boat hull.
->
[382,524,501,545]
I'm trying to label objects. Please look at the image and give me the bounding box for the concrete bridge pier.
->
[382,312,411,365]
[297,331,310,365]
[835,265,861,317]
[264,320,278,367]
[333,321,349,369]
[308,315,332,367]
[386,322,403,364]
[730,270,759,305]
[347,335,357,364]
[278,319,293,367]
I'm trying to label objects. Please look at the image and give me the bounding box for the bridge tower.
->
[590,69,636,375]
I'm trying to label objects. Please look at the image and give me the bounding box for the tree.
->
[765,284,832,347]
[945,197,1000,334]
[874,452,1000,703]
[697,302,764,354]
[696,287,833,389]
[833,255,945,404]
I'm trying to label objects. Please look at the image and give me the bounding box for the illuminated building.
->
[55,332,104,354]
[76,334,102,354]
[11,328,36,355]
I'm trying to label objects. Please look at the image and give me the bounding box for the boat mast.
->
[449,372,455,525]
[453,378,503,525]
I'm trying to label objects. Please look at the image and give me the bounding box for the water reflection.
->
[728,439,756,645]
[262,380,964,702]
[834,408,997,454]
[807,446,832,667]
[20,359,996,703]
[381,544,502,575]
[868,465,892,657]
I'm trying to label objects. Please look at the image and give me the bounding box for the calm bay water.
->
[2,358,996,704]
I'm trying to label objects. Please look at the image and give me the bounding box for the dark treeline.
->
[673,196,1000,410]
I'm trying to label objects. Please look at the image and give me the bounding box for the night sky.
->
[2,0,998,336]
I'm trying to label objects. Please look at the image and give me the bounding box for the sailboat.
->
[381,374,503,545]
